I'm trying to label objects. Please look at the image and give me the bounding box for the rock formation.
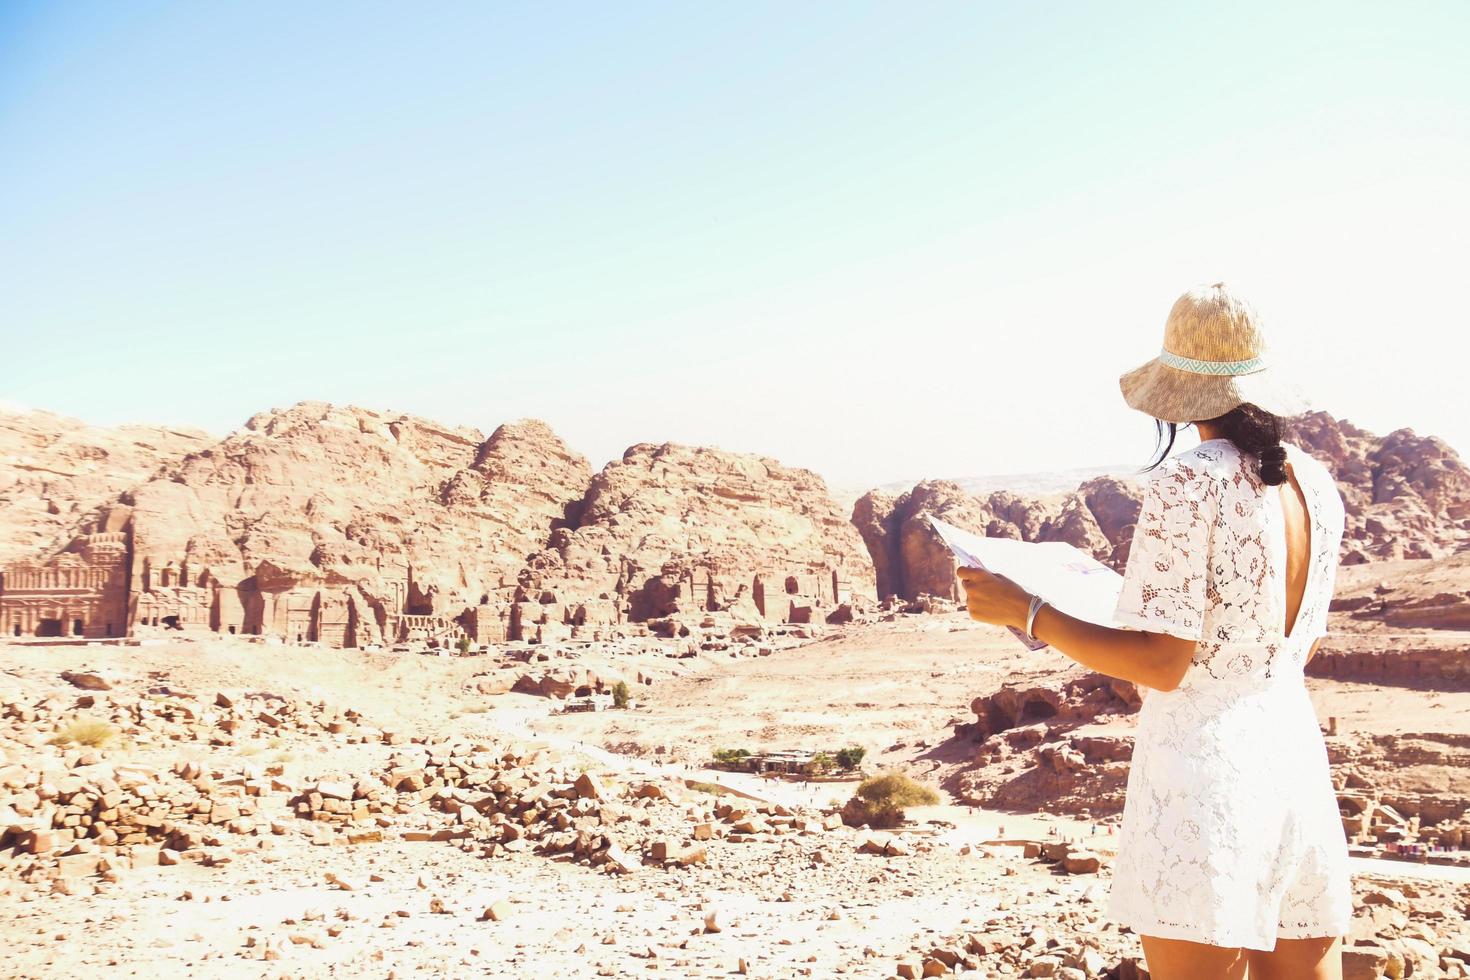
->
[112,403,593,647]
[1308,633,1470,687]
[854,477,1136,601]
[523,442,875,635]
[1,403,872,646]
[1329,730,1470,843]
[858,411,1470,602]
[1,403,594,645]
[951,672,1141,816]
[1288,411,1470,561]
[1329,552,1470,634]
[0,406,212,566]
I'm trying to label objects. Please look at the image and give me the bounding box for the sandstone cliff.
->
[856,411,1470,602]
[854,476,1138,602]
[0,406,213,566]
[107,402,592,644]
[1289,411,1470,561]
[1,403,871,645]
[524,442,876,630]
[5,403,1466,644]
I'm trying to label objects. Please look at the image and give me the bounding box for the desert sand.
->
[4,617,1467,979]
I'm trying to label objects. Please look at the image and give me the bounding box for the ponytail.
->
[1257,444,1288,485]
[1205,403,1287,485]
[1142,402,1287,485]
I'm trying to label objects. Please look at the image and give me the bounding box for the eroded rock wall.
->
[523,442,876,631]
[0,407,212,565]
[857,412,1470,603]
[1290,411,1470,561]
[1,403,874,645]
[854,476,1136,602]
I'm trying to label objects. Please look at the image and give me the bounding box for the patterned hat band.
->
[1159,346,1267,376]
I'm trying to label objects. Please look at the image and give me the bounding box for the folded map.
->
[928,515,1126,651]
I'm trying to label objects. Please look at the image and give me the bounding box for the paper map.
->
[929,515,1126,651]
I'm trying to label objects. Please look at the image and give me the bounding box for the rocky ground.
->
[4,620,1470,978]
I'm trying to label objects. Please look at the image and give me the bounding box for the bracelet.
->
[1025,594,1048,642]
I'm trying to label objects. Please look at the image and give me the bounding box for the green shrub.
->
[842,798,906,829]
[841,770,939,828]
[811,751,835,773]
[855,771,939,807]
[686,780,732,796]
[456,635,472,655]
[611,680,629,709]
[835,746,867,770]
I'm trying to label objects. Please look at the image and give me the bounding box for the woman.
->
[958,283,1352,980]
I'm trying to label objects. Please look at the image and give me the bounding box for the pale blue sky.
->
[4,2,1467,486]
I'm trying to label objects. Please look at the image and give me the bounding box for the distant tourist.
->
[958,284,1350,978]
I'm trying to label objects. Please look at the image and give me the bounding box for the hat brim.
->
[1119,358,1313,423]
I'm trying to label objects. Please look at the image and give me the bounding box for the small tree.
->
[712,748,751,768]
[811,752,835,774]
[855,771,938,808]
[456,635,472,655]
[611,680,630,709]
[840,770,939,829]
[835,746,866,771]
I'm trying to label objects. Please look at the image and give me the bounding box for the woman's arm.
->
[958,566,1199,692]
[957,454,1218,692]
[1304,636,1323,666]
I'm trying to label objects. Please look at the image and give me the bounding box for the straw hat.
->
[1118,282,1312,423]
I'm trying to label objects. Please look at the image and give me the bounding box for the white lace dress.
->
[1103,438,1353,951]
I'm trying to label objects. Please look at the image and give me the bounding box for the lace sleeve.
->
[1113,459,1217,642]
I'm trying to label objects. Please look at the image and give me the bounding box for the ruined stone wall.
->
[0,533,129,639]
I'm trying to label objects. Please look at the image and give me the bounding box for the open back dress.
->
[1103,437,1353,951]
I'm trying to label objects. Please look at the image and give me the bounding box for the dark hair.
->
[1142,402,1288,486]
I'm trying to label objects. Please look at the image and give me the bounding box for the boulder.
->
[61,671,112,691]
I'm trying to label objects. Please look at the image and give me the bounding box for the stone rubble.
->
[1,637,1467,977]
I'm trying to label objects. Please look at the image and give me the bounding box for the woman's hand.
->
[958,564,1199,691]
[957,566,1032,630]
